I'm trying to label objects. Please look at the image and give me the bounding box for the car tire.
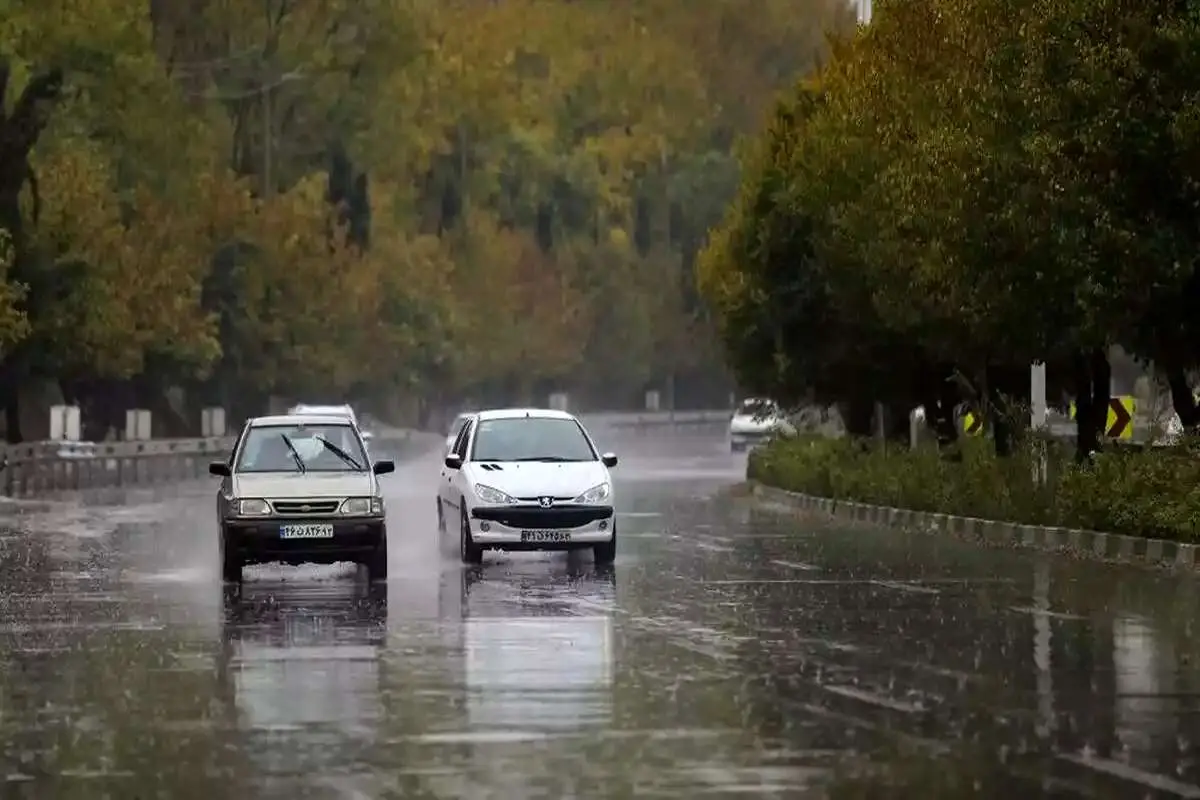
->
[220,529,242,583]
[460,508,483,565]
[593,523,617,565]
[366,532,388,582]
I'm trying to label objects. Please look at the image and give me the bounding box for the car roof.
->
[249,414,358,427]
[474,407,576,422]
[289,403,354,415]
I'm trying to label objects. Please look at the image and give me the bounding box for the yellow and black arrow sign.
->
[1068,395,1135,439]
[961,411,983,436]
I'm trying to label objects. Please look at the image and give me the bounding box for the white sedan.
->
[436,408,618,565]
[729,397,794,451]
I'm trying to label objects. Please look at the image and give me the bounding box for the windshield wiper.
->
[510,456,584,462]
[314,436,363,470]
[280,433,306,473]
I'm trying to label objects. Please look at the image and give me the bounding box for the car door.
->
[449,419,475,512]
[438,423,461,509]
[441,419,473,512]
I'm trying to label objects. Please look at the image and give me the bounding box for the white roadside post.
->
[125,409,151,440]
[201,407,227,438]
[1031,362,1048,485]
[49,405,81,442]
[909,406,923,450]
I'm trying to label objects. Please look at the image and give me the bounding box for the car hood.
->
[463,461,609,499]
[233,472,374,499]
[731,413,783,433]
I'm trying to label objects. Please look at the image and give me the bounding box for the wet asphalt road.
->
[1,427,1199,799]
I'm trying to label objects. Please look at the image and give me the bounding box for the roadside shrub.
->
[749,434,1200,542]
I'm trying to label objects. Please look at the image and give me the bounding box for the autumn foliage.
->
[0,0,853,438]
[699,0,1200,455]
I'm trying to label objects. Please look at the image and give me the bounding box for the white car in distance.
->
[288,403,373,446]
[436,408,618,565]
[729,397,794,452]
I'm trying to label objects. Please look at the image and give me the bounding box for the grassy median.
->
[747,435,1200,542]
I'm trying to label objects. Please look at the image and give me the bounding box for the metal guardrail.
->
[0,427,423,499]
[0,437,237,498]
[581,410,731,428]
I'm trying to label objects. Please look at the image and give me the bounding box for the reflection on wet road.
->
[1,429,1199,798]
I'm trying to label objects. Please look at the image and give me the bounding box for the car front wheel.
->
[365,532,388,582]
[220,526,242,583]
[460,509,483,565]
[593,523,617,565]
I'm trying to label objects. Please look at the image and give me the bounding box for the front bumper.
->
[731,430,773,447]
[468,504,614,549]
[223,516,385,564]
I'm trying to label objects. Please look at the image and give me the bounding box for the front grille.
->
[271,500,340,515]
[472,505,613,529]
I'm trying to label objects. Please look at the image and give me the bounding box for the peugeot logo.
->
[538,496,554,508]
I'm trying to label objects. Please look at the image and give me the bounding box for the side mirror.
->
[601,452,618,468]
[372,459,395,475]
[208,461,231,477]
[362,431,374,441]
[444,453,463,470]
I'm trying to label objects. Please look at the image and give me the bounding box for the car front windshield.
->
[470,417,596,462]
[739,399,778,418]
[236,423,367,472]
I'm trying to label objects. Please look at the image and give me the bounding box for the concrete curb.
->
[747,482,1199,573]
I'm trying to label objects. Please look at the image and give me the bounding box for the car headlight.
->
[341,497,383,515]
[573,482,611,505]
[474,483,515,505]
[238,498,270,516]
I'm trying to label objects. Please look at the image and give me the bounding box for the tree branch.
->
[7,68,65,156]
[0,58,10,114]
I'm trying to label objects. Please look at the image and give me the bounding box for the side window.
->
[448,421,469,456]
[453,420,474,459]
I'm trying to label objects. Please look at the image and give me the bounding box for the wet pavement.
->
[1,428,1199,798]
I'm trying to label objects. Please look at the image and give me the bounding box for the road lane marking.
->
[871,580,940,595]
[822,685,924,714]
[1058,754,1200,798]
[1008,606,1085,621]
[771,559,820,571]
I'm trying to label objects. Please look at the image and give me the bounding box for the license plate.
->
[279,523,334,539]
[520,530,571,543]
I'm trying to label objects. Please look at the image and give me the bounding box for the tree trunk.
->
[0,66,66,444]
[986,362,1026,458]
[885,401,913,443]
[917,362,961,450]
[838,397,875,439]
[1165,364,1198,429]
[1072,348,1111,462]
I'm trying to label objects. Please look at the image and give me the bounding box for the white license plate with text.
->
[520,530,571,543]
[280,523,335,539]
